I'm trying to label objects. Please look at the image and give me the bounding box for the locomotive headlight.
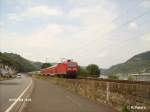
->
[73,68,77,70]
[67,68,71,70]
[67,68,77,71]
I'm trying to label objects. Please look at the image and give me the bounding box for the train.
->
[40,60,78,78]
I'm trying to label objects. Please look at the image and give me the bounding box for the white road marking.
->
[5,79,32,112]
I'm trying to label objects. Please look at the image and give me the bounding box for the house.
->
[0,63,17,77]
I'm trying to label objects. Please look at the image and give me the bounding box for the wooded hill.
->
[108,51,150,74]
[0,52,42,72]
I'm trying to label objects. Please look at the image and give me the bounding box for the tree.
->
[86,64,100,77]
[77,66,88,77]
[41,63,52,69]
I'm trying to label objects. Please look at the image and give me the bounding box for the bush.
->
[108,74,119,80]
[122,104,131,112]
[128,75,134,81]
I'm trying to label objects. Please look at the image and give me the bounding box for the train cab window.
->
[67,63,77,67]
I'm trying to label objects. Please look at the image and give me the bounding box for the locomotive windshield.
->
[67,63,77,67]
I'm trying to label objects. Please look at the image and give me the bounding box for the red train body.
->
[41,60,78,78]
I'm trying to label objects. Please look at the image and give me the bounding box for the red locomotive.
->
[41,60,78,78]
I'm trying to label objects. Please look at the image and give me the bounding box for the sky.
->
[0,0,150,68]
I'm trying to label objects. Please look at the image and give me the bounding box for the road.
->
[24,78,117,112]
[0,74,31,112]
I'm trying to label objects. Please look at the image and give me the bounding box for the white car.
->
[17,73,21,79]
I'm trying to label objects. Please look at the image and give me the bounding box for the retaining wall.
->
[48,78,150,112]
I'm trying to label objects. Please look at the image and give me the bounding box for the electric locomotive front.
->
[65,60,78,78]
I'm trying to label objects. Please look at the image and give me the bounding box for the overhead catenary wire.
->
[75,9,150,51]
[81,32,150,61]
[46,9,150,62]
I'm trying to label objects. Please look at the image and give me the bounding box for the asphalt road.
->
[24,78,117,112]
[0,74,31,112]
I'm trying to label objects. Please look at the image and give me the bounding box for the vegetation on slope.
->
[0,52,41,72]
[108,51,150,74]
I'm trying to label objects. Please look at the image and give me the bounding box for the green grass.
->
[35,74,48,80]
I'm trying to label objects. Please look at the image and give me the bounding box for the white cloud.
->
[141,33,150,42]
[2,0,149,68]
[96,50,109,58]
[68,1,118,37]
[140,0,150,9]
[0,23,79,54]
[128,22,138,31]
[65,1,118,61]
[1,0,119,67]
[0,22,4,27]
[7,5,63,22]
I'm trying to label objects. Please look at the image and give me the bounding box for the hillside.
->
[108,51,150,74]
[0,52,42,72]
[31,62,43,70]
